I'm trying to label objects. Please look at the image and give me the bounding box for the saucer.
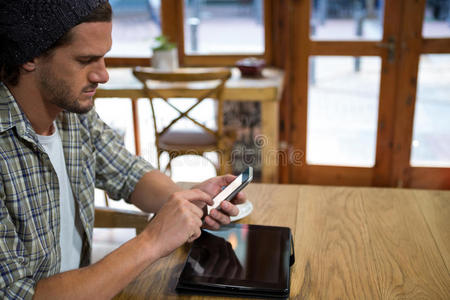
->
[230,200,253,222]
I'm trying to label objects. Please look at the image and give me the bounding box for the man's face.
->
[35,22,112,114]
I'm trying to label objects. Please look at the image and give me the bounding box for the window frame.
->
[105,0,273,67]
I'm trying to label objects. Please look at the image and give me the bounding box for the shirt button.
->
[17,257,26,265]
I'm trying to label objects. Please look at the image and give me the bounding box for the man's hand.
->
[140,189,213,258]
[34,188,212,300]
[192,175,247,230]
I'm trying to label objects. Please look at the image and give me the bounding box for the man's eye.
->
[78,58,95,64]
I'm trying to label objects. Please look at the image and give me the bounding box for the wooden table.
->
[96,68,284,183]
[114,184,450,299]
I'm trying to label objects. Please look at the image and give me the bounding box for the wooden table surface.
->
[114,184,450,299]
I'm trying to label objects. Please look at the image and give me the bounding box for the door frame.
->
[391,0,450,189]
[288,0,450,189]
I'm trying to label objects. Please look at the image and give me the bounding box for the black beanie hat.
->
[0,0,107,67]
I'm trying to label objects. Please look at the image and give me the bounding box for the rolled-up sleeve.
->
[0,188,36,300]
[87,110,154,201]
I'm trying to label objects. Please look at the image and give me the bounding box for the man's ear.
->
[21,61,36,72]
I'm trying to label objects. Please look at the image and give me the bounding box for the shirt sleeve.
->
[86,110,155,201]
[0,183,36,300]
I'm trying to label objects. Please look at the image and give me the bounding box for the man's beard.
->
[38,67,95,114]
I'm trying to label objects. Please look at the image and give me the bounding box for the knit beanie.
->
[0,0,107,67]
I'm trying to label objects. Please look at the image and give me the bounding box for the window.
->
[422,0,450,38]
[310,0,384,41]
[105,0,269,66]
[411,54,450,167]
[183,0,265,54]
[307,56,381,167]
[107,0,161,59]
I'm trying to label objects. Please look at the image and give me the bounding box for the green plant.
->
[151,35,176,52]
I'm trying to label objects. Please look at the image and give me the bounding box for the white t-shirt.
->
[37,125,83,272]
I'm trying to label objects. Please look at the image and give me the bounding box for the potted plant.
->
[151,35,178,70]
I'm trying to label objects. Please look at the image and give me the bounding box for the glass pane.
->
[411,54,450,167]
[184,0,264,54]
[307,56,381,167]
[108,0,161,57]
[423,0,450,38]
[310,0,384,40]
[95,98,136,153]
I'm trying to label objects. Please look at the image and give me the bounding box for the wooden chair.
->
[132,67,234,176]
[94,207,150,235]
[92,207,150,263]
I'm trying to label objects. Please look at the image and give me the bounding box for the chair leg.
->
[165,152,177,178]
[156,149,162,171]
[166,159,172,177]
[157,149,171,177]
[219,149,232,175]
[103,191,110,207]
[218,151,224,176]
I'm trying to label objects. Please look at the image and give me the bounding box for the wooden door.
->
[288,0,450,189]
[390,0,450,189]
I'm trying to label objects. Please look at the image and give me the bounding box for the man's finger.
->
[187,227,202,243]
[203,215,220,230]
[179,189,213,206]
[220,200,239,216]
[221,174,237,185]
[209,208,231,225]
[231,191,246,205]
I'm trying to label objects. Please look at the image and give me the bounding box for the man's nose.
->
[89,59,109,84]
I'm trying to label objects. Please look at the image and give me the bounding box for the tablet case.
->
[176,224,295,299]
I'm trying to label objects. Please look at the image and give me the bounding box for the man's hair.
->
[0,2,112,87]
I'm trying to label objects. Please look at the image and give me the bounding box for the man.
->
[0,1,244,298]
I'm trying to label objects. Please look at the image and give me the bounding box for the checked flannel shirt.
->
[0,82,154,299]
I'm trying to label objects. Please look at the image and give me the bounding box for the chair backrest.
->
[132,67,232,143]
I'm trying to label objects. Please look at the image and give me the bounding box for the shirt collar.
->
[0,82,40,144]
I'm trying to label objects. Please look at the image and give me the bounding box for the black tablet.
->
[176,223,294,299]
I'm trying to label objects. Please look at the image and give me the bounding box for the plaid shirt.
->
[0,83,154,299]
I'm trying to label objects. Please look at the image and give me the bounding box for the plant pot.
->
[151,48,179,70]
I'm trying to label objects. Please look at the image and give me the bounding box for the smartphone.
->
[208,167,253,214]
